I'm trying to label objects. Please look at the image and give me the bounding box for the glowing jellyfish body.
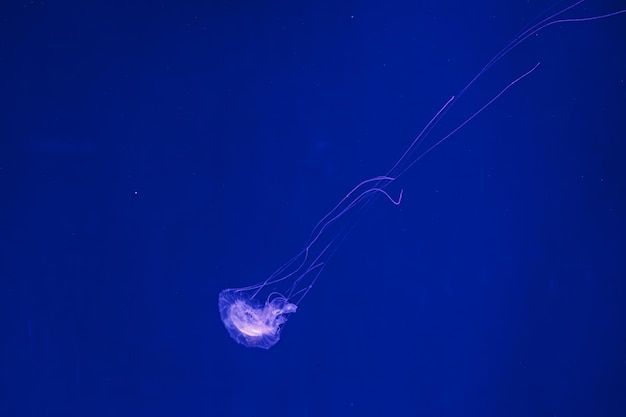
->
[219,290,297,349]
[218,1,626,349]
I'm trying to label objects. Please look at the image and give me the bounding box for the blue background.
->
[1,0,625,416]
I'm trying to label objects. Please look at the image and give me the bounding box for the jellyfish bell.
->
[219,289,297,349]
[217,1,626,349]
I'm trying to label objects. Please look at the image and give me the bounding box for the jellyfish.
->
[218,1,626,349]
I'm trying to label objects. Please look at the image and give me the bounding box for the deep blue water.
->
[1,1,625,416]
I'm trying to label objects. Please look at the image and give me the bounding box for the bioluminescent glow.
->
[218,1,625,349]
